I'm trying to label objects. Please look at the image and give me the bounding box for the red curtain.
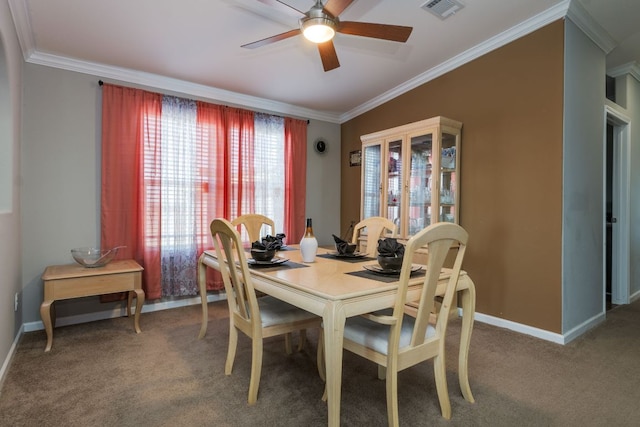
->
[101,84,163,299]
[284,117,308,242]
[225,108,256,219]
[101,85,307,298]
[195,102,227,290]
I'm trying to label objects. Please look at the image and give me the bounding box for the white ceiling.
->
[8,0,640,123]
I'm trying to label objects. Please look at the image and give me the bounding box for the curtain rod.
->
[97,80,309,124]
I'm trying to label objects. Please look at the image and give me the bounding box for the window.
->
[151,97,286,295]
[252,113,285,235]
[100,84,306,299]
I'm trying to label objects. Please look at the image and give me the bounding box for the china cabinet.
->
[360,116,462,239]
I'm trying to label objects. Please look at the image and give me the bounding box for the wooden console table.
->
[40,259,145,352]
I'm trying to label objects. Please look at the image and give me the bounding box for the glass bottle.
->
[299,218,318,262]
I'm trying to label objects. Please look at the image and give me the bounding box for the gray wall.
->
[305,121,341,244]
[0,0,23,381]
[20,63,340,324]
[562,19,606,333]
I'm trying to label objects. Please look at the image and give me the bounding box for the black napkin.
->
[251,239,277,251]
[332,234,353,254]
[377,238,405,257]
[257,233,286,251]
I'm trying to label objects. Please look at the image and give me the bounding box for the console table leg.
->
[127,291,133,317]
[40,300,54,352]
[133,289,144,333]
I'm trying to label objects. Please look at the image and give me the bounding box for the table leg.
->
[40,300,54,352]
[133,289,145,333]
[323,302,346,427]
[127,291,133,317]
[458,276,476,403]
[198,254,209,339]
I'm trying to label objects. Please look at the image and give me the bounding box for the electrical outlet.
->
[14,293,18,311]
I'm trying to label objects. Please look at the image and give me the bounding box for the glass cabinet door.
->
[362,143,382,219]
[408,133,433,234]
[439,132,458,223]
[386,139,403,233]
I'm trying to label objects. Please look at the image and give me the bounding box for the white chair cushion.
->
[343,309,436,355]
[258,295,318,328]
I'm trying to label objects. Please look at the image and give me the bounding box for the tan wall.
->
[340,21,564,332]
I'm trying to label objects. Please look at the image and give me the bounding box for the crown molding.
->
[340,0,572,122]
[7,0,35,60]
[25,51,341,123]
[608,62,640,82]
[566,0,617,55]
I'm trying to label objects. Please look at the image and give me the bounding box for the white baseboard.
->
[22,293,226,333]
[0,323,24,392]
[467,310,565,344]
[458,307,606,345]
[561,311,606,344]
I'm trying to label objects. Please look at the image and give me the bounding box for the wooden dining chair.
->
[351,216,397,257]
[321,222,468,425]
[209,218,322,405]
[231,213,275,243]
[230,213,304,351]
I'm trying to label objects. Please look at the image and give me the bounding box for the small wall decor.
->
[314,138,327,154]
[349,150,362,167]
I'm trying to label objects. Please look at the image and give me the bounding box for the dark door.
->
[605,123,614,309]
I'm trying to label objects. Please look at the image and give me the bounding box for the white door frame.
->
[604,104,631,305]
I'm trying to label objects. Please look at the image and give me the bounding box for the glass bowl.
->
[377,255,404,271]
[71,247,120,268]
[250,248,276,262]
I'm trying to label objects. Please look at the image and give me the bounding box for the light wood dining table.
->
[198,246,476,426]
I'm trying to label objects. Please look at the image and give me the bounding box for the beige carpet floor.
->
[1,298,639,426]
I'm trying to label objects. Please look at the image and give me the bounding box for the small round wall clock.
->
[314,139,327,154]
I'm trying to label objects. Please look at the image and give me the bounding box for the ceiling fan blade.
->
[241,29,300,49]
[323,0,354,18]
[338,21,413,42]
[257,0,305,17]
[318,40,340,72]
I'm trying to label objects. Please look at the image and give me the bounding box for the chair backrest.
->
[231,214,275,243]
[392,222,468,349]
[210,218,260,332]
[351,216,397,257]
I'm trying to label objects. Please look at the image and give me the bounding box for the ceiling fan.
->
[241,0,413,72]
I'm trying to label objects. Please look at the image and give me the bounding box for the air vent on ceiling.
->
[421,0,465,20]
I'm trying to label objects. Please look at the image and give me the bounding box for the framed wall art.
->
[349,150,361,167]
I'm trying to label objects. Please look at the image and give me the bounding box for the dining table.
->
[198,245,476,426]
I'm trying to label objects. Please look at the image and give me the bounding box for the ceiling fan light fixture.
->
[301,17,336,43]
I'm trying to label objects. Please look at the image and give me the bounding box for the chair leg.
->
[284,333,293,354]
[385,367,399,427]
[433,353,452,419]
[298,329,307,351]
[248,336,263,405]
[317,329,325,382]
[378,365,386,380]
[225,325,238,375]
